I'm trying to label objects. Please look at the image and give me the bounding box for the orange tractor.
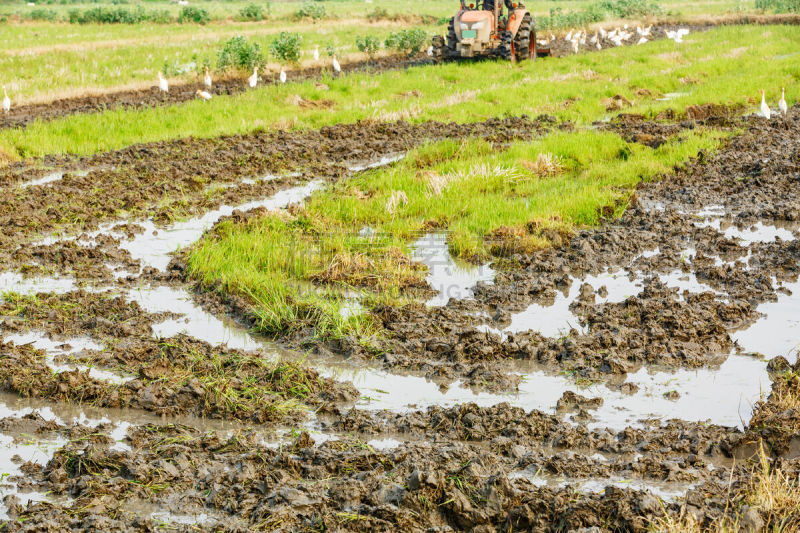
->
[432,0,550,62]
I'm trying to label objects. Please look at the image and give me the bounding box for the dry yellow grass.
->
[650,442,800,533]
[520,153,564,177]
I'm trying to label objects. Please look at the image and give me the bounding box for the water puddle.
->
[0,431,69,519]
[121,180,323,271]
[512,468,695,502]
[346,153,405,172]
[0,272,77,295]
[695,218,798,245]
[127,285,278,354]
[732,279,800,362]
[20,169,90,189]
[411,233,495,307]
[656,91,689,102]
[335,352,763,429]
[1,331,130,385]
[485,267,717,340]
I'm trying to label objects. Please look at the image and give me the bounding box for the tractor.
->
[431,0,550,62]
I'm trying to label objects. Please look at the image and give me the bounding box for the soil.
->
[0,103,799,530]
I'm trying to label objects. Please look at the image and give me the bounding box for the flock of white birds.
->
[537,24,689,53]
[187,47,339,101]
[761,88,789,120]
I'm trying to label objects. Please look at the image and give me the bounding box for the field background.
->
[0,0,781,103]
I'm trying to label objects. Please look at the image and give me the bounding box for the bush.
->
[68,6,150,23]
[178,6,210,24]
[355,35,381,58]
[755,0,800,11]
[295,1,325,22]
[238,3,265,20]
[28,8,59,20]
[270,31,303,63]
[384,29,427,56]
[594,0,661,17]
[149,8,171,23]
[218,35,263,71]
[366,7,392,21]
[538,6,604,29]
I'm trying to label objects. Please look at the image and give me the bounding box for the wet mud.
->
[1,107,799,529]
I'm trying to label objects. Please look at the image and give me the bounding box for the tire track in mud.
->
[1,110,799,530]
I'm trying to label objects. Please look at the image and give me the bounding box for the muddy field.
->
[0,103,799,531]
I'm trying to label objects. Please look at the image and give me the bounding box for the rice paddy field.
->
[0,0,799,531]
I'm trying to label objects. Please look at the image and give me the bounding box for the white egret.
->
[760,89,771,119]
[248,67,258,88]
[158,71,168,92]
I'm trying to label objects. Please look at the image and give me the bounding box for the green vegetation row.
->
[11,1,445,24]
[188,130,728,340]
[539,0,662,29]
[755,0,800,13]
[3,24,797,159]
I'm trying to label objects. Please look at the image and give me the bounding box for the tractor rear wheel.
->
[498,30,513,60]
[446,18,458,57]
[514,13,535,61]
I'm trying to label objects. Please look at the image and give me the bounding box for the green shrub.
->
[218,36,263,71]
[28,8,59,21]
[68,6,150,24]
[594,0,661,17]
[366,7,392,21]
[149,8,171,23]
[270,31,303,63]
[178,6,210,24]
[238,3,265,20]
[355,35,381,58]
[755,0,800,11]
[538,6,604,29]
[385,29,427,56]
[295,1,325,22]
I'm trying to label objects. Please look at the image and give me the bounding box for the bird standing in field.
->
[279,69,287,83]
[158,71,169,93]
[195,89,212,100]
[779,88,788,117]
[204,66,212,88]
[637,37,648,45]
[248,67,258,88]
[332,55,341,74]
[760,89,771,119]
[2,86,9,113]
[313,45,320,61]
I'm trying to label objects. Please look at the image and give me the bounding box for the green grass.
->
[2,24,797,159]
[187,128,728,340]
